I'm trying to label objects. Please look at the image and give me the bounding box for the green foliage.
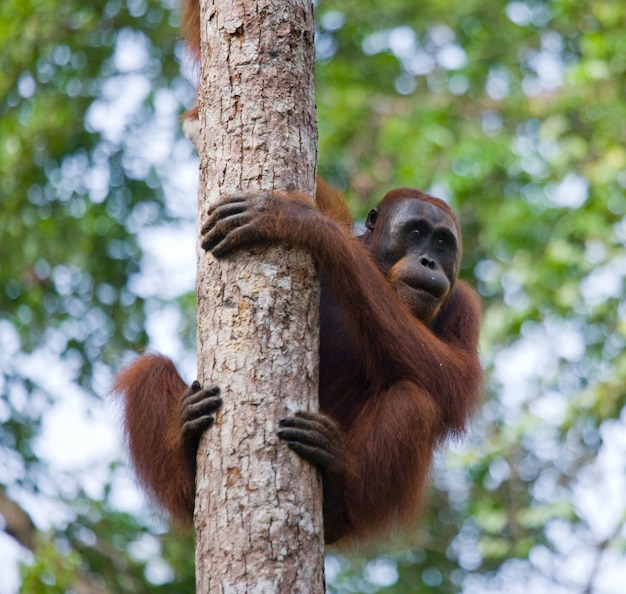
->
[2,0,626,592]
[19,493,195,593]
[20,540,83,594]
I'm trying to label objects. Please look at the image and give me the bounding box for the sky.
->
[3,12,626,593]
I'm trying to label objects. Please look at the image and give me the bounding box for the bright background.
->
[2,1,626,592]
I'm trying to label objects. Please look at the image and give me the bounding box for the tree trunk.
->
[192,1,324,593]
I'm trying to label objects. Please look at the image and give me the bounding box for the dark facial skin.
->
[116,0,484,544]
[114,185,481,546]
[363,198,460,323]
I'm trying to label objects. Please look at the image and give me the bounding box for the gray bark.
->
[193,1,325,592]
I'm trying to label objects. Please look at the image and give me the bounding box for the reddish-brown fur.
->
[113,183,482,542]
[181,0,201,63]
[114,355,195,519]
[112,2,482,543]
